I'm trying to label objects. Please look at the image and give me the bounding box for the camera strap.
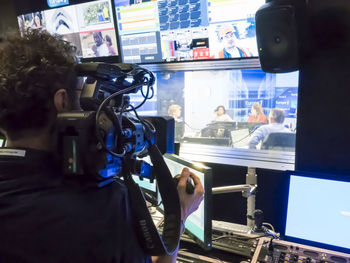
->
[123,144,181,256]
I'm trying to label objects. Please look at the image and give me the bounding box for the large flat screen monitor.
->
[16,0,119,60]
[282,170,350,254]
[158,154,212,250]
[114,0,264,63]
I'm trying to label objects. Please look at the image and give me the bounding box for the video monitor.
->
[16,0,119,60]
[0,138,5,148]
[114,0,264,63]
[282,170,350,254]
[158,154,212,250]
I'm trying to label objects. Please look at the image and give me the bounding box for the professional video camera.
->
[54,62,181,256]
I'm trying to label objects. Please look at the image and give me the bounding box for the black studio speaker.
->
[256,1,299,73]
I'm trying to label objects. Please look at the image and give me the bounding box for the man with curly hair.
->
[0,30,204,263]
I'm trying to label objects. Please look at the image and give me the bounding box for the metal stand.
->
[212,167,257,228]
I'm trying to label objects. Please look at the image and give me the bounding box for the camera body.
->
[55,63,174,183]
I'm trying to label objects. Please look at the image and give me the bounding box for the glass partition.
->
[130,68,299,168]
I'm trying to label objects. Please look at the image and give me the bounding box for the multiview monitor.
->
[282,170,350,254]
[114,0,264,63]
[16,0,119,60]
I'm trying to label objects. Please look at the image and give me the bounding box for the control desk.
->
[253,238,350,263]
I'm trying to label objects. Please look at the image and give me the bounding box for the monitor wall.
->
[16,0,119,60]
[114,0,264,63]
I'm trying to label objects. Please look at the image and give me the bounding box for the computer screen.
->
[17,0,119,59]
[0,138,4,148]
[283,171,350,253]
[114,0,264,63]
[158,154,212,249]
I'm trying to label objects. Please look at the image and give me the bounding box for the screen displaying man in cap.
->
[218,24,252,58]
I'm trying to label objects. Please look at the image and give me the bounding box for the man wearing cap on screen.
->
[218,24,252,58]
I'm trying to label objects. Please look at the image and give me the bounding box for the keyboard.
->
[176,250,230,263]
[212,220,252,234]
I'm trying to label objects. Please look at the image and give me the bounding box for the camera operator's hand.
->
[152,168,204,263]
[176,168,204,223]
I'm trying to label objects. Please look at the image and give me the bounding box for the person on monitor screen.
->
[32,12,43,29]
[98,8,105,22]
[103,4,110,21]
[212,105,233,122]
[0,29,204,263]
[248,103,267,123]
[248,108,290,149]
[17,15,25,34]
[105,34,117,56]
[218,24,252,58]
[92,31,109,57]
[168,104,182,121]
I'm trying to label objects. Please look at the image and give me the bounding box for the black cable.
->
[129,104,156,134]
[132,84,150,111]
[148,86,154,100]
[94,67,155,157]
[140,77,148,98]
[95,84,141,157]
[125,72,154,112]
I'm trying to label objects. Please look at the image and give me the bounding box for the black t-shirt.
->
[0,148,152,263]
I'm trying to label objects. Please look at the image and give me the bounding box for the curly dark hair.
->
[0,29,77,140]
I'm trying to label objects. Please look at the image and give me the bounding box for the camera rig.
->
[55,62,181,256]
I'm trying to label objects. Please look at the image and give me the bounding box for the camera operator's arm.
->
[152,168,204,263]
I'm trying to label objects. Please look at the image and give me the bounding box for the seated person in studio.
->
[249,108,290,149]
[168,104,184,141]
[168,104,182,121]
[248,103,267,123]
[0,29,204,263]
[212,105,233,122]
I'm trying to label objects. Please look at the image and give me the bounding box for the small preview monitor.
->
[282,170,350,254]
[16,0,119,60]
[158,154,212,250]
